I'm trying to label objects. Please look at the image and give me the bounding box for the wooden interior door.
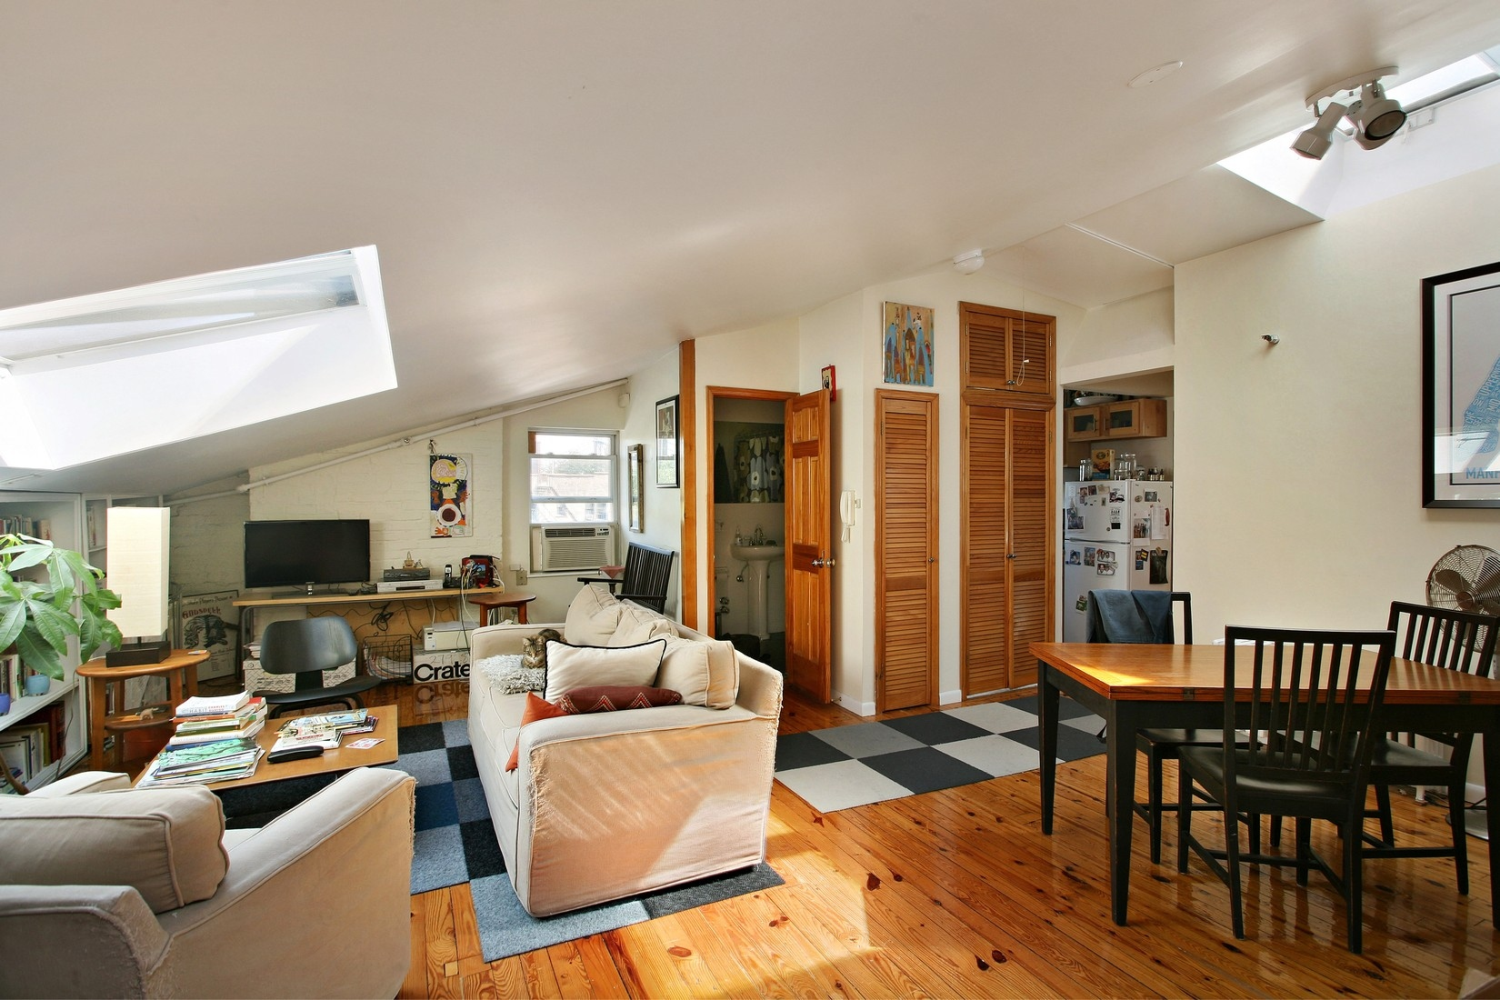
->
[786,389,832,702]
[875,390,938,712]
[961,400,1053,695]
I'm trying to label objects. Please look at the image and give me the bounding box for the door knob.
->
[1006,552,1018,560]
[811,556,836,568]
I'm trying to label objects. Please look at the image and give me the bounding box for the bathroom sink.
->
[731,542,784,563]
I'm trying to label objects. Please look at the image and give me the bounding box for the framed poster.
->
[177,591,238,680]
[627,444,644,531]
[1423,260,1500,507]
[430,453,472,535]
[656,396,680,487]
[883,301,934,386]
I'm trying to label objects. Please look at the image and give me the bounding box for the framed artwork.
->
[1423,260,1500,507]
[627,444,644,531]
[655,395,680,488]
[429,453,472,535]
[821,364,837,402]
[883,301,935,386]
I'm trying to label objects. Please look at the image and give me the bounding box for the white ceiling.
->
[4,1,1500,496]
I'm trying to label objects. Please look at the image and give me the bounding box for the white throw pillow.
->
[564,584,624,646]
[655,635,711,706]
[609,605,676,647]
[544,638,668,702]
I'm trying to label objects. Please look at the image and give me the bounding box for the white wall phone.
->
[839,490,859,541]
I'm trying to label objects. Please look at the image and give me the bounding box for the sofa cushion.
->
[556,685,683,713]
[652,635,740,709]
[608,604,676,648]
[0,785,228,913]
[564,584,624,646]
[543,638,668,702]
[506,693,570,771]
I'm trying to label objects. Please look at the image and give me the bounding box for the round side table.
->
[469,590,538,626]
[77,649,210,772]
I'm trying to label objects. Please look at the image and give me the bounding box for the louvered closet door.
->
[962,403,1053,694]
[963,405,1010,694]
[875,391,937,712]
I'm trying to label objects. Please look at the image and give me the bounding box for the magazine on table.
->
[271,709,377,753]
[175,691,251,718]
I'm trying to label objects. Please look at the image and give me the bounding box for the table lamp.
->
[104,507,172,667]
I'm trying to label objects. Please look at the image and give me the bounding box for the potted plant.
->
[0,533,123,681]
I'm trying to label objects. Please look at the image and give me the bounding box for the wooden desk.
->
[470,590,537,625]
[78,650,210,772]
[1031,641,1500,927]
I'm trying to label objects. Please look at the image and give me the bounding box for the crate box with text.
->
[413,649,469,685]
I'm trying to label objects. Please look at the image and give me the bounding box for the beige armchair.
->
[0,766,415,999]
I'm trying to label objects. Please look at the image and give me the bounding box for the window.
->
[529,431,616,524]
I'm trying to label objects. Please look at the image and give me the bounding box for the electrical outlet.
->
[516,568,527,585]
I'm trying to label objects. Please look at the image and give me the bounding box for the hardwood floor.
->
[368,680,1496,998]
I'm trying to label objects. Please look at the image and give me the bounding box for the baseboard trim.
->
[835,692,875,717]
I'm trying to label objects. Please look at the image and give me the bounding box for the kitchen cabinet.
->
[1063,405,1102,442]
[1103,398,1166,439]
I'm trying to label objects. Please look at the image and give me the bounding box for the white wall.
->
[504,386,630,623]
[249,422,504,591]
[1175,162,1500,640]
[621,349,684,617]
[168,474,250,602]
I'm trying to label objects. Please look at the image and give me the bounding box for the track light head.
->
[1291,101,1348,160]
[1350,80,1407,148]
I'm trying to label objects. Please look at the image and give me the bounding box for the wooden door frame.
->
[873,388,939,714]
[704,385,798,643]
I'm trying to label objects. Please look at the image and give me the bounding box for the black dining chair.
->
[1177,625,1396,953]
[256,617,383,719]
[1360,601,1498,893]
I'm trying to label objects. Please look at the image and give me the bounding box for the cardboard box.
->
[412,649,470,685]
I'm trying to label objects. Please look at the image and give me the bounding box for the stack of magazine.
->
[271,709,377,753]
[137,737,262,787]
[167,692,268,747]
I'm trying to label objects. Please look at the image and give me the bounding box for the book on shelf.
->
[175,691,251,718]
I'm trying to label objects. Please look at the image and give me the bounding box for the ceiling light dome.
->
[952,249,985,274]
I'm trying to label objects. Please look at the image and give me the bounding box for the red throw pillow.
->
[556,685,683,714]
[505,693,570,772]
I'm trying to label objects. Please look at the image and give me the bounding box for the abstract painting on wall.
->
[883,301,934,386]
[430,453,472,536]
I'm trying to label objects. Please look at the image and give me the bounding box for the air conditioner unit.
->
[531,525,615,572]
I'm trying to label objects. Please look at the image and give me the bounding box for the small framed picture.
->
[821,364,837,402]
[626,444,644,531]
[655,396,680,488]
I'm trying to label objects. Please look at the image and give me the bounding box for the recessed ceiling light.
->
[1129,61,1184,88]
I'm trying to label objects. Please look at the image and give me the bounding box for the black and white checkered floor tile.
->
[773,695,1105,813]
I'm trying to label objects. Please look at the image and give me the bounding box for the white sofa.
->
[468,584,783,917]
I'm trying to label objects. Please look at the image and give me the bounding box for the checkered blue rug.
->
[387,720,782,962]
[774,695,1106,813]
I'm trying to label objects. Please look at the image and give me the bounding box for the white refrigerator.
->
[1062,480,1173,642]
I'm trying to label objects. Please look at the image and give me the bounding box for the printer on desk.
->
[423,621,471,651]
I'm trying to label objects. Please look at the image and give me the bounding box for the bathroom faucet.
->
[752,526,765,545]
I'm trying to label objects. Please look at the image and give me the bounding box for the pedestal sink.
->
[730,542,784,640]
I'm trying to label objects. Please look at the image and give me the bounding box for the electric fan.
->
[1426,544,1500,616]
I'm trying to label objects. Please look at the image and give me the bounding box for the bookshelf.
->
[0,490,89,789]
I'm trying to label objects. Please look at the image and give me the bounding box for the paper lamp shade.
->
[105,507,171,638]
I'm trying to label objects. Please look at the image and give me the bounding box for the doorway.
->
[706,387,797,671]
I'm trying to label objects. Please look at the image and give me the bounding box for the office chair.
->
[1177,625,1396,953]
[255,617,383,719]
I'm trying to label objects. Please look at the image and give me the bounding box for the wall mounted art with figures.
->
[883,301,934,386]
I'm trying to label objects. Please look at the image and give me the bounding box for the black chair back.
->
[619,543,675,614]
[1171,592,1193,644]
[1224,625,1395,789]
[260,617,359,679]
[1385,601,1498,747]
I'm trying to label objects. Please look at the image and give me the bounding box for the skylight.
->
[0,246,396,471]
[1218,49,1500,218]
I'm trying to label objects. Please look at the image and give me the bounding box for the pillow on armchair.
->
[0,784,228,913]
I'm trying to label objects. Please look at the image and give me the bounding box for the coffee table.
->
[134,703,398,791]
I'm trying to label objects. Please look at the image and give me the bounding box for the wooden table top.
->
[233,587,505,608]
[134,703,399,791]
[468,590,536,607]
[78,649,209,679]
[1031,642,1500,705]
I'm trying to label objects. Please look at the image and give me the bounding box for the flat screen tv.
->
[243,519,371,592]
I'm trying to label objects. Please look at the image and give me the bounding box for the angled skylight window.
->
[0,246,396,470]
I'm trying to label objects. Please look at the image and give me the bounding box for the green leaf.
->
[0,600,23,652]
[24,597,78,654]
[15,628,63,680]
[79,612,123,664]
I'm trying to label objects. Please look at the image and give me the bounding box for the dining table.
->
[1031,641,1500,927]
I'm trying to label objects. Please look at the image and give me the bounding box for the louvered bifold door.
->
[1005,407,1051,688]
[962,403,1010,695]
[876,391,938,712]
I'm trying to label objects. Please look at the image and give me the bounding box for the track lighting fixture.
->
[1291,67,1406,160]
